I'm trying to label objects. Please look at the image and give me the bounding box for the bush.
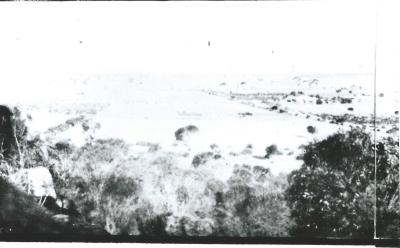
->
[307,126,317,134]
[285,127,399,238]
[174,125,199,141]
[376,136,400,238]
[265,144,280,158]
[340,98,353,104]
[212,165,294,237]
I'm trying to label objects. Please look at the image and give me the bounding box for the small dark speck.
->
[79,40,83,44]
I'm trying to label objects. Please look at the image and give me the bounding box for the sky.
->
[0,1,397,87]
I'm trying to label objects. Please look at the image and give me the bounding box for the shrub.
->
[307,126,317,134]
[340,98,353,104]
[265,144,280,158]
[192,152,221,168]
[270,105,278,111]
[73,138,130,165]
[376,136,400,238]
[174,125,199,141]
[285,127,399,238]
[211,165,294,237]
[101,174,141,203]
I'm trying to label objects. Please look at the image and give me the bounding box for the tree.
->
[285,128,385,238]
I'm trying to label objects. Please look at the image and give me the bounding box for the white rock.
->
[8,166,57,199]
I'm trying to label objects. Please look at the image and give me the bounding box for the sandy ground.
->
[4,73,398,174]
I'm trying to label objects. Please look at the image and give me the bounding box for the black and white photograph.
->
[0,1,398,245]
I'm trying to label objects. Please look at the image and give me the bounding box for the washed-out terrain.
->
[9,73,397,174]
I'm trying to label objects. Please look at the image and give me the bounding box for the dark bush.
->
[375,137,400,238]
[175,125,199,141]
[285,128,399,238]
[265,144,280,158]
[137,213,170,236]
[307,126,317,134]
[54,141,75,154]
[212,166,293,237]
[192,152,214,168]
[192,151,221,168]
[340,98,353,104]
[101,174,142,203]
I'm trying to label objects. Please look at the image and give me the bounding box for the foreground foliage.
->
[286,128,399,238]
[6,109,398,238]
[27,137,293,236]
